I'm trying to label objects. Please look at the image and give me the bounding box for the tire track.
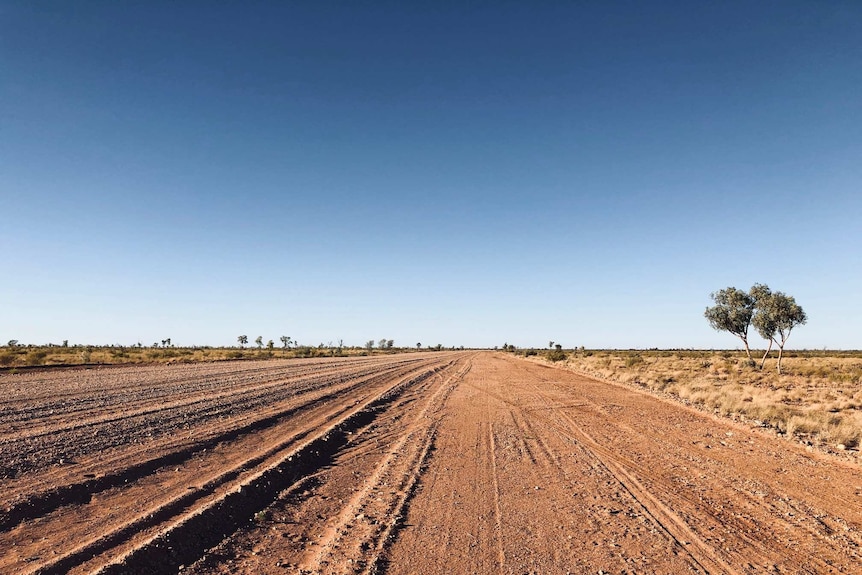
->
[487,422,506,574]
[507,370,743,574]
[532,374,862,557]
[301,358,470,574]
[507,356,847,574]
[462,357,736,573]
[1,361,381,442]
[94,360,454,575]
[0,355,457,575]
[0,361,418,532]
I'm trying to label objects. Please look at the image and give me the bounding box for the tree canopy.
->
[751,286,807,374]
[704,287,756,360]
[706,283,806,373]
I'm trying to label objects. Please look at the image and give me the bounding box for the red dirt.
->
[1,353,860,574]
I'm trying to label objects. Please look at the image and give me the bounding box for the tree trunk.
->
[759,339,773,370]
[776,343,784,374]
[739,336,753,361]
[776,332,790,374]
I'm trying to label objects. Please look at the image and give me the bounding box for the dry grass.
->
[548,350,862,452]
[0,344,417,369]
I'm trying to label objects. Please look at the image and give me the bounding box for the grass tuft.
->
[542,349,862,453]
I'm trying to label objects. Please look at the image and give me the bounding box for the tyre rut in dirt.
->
[43,360,453,575]
[1,359,424,476]
[303,356,472,575]
[0,361,425,532]
[504,355,853,574]
[514,371,743,574]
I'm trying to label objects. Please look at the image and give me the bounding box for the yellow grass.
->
[546,350,862,452]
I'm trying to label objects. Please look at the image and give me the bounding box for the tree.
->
[379,338,388,350]
[365,340,375,351]
[386,339,394,349]
[255,336,263,349]
[280,335,291,350]
[549,341,555,349]
[7,340,18,347]
[752,286,806,374]
[749,284,776,368]
[555,343,562,351]
[416,342,421,350]
[704,287,756,361]
[238,335,248,348]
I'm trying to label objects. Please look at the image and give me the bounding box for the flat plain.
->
[1,352,860,574]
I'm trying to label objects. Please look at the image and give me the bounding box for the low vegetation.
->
[540,349,862,452]
[0,340,441,368]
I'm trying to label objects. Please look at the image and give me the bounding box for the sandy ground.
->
[1,352,859,574]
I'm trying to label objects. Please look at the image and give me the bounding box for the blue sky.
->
[2,1,861,349]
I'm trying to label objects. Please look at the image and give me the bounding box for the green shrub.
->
[547,350,568,362]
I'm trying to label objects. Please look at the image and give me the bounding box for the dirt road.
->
[2,353,860,574]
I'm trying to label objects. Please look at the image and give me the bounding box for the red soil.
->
[1,353,859,574]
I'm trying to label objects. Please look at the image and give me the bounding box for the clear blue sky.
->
[2,1,860,349]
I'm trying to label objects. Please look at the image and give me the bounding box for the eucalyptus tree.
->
[280,335,292,350]
[237,335,248,348]
[704,287,756,361]
[255,336,263,349]
[752,285,806,374]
